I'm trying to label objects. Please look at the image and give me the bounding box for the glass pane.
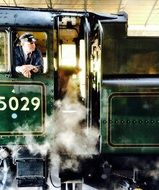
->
[0,32,8,72]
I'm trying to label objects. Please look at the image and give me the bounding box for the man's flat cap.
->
[19,33,36,43]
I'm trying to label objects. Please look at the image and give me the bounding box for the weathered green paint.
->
[101,85,159,153]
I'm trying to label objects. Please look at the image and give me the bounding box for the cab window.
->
[0,32,8,72]
[14,31,48,73]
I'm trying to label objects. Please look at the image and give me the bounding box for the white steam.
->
[10,77,98,168]
[146,158,159,180]
[0,77,98,189]
[46,78,99,170]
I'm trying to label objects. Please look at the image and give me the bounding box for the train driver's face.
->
[22,41,36,53]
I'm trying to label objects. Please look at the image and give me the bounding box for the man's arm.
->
[32,49,44,73]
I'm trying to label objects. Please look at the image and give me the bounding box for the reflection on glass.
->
[0,32,8,72]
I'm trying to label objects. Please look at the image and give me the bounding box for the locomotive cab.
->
[0,7,101,189]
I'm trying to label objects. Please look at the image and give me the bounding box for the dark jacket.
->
[14,46,43,73]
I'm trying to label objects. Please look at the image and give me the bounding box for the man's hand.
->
[32,66,39,73]
[21,65,39,78]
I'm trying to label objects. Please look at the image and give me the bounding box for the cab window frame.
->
[12,29,49,75]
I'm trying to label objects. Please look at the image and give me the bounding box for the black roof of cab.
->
[0,6,128,29]
[0,6,54,28]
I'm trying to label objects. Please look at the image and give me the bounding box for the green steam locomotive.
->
[0,5,159,190]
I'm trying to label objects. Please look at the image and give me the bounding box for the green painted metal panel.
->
[0,81,45,144]
[100,82,159,153]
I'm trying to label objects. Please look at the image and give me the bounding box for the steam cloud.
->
[1,78,159,190]
[0,77,99,189]
[46,78,99,170]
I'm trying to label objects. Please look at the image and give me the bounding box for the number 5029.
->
[0,96,40,111]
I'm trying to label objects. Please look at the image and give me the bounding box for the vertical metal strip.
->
[84,17,91,131]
